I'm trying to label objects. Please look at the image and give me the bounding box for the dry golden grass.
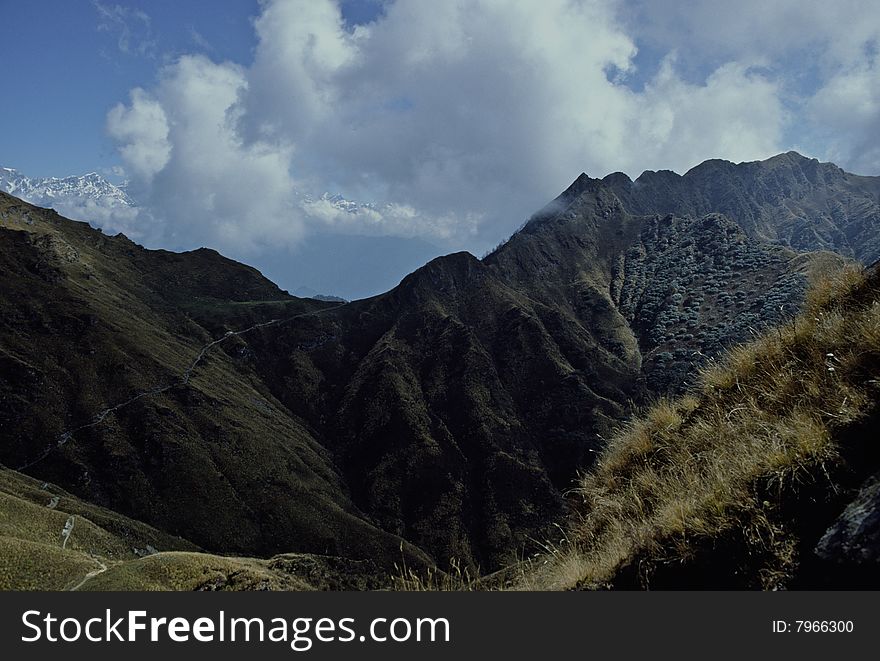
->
[393,557,481,591]
[520,264,880,590]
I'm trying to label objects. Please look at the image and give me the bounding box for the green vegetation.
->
[84,553,312,591]
[3,151,879,590]
[0,466,399,590]
[0,466,196,590]
[519,265,880,589]
[0,193,426,572]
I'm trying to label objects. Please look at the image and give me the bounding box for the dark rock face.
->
[816,474,880,566]
[601,151,880,264]
[0,152,874,572]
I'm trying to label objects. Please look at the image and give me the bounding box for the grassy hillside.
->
[3,152,876,584]
[0,466,395,591]
[518,264,880,589]
[0,466,196,590]
[0,192,429,570]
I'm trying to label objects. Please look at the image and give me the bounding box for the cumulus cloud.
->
[625,0,880,173]
[107,88,171,183]
[626,59,787,171]
[105,0,877,259]
[110,55,303,252]
[52,198,142,239]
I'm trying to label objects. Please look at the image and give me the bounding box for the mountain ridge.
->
[0,151,874,577]
[599,151,880,262]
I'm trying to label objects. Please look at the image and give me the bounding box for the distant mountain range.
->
[0,165,409,238]
[1,151,878,588]
[0,167,134,209]
[0,166,447,302]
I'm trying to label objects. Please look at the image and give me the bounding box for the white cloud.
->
[626,0,880,69]
[301,196,479,240]
[242,0,360,143]
[106,0,877,259]
[52,198,142,240]
[625,59,787,173]
[624,0,880,173]
[112,55,304,252]
[107,88,171,183]
[808,60,880,174]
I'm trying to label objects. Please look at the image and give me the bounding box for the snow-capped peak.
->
[0,167,134,208]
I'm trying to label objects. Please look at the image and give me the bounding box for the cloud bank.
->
[105,0,880,257]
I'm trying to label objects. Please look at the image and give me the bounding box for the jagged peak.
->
[517,171,634,235]
[559,172,596,199]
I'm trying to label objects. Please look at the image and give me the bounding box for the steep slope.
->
[197,251,620,569]
[519,265,880,589]
[484,174,844,393]
[196,167,838,570]
[0,192,429,570]
[1,152,869,578]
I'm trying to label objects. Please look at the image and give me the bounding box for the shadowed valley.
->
[1,152,878,588]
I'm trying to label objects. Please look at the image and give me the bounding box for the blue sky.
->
[1,1,254,177]
[1,1,879,298]
[0,1,383,178]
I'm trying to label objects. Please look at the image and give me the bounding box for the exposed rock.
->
[0,152,874,575]
[816,473,880,566]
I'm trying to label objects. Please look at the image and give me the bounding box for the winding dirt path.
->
[68,555,108,591]
[17,302,348,472]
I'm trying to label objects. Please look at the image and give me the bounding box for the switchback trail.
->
[17,302,348,472]
[67,555,108,591]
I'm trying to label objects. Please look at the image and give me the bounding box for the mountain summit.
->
[600,151,880,263]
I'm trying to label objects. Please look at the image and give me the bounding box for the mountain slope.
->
[1,152,872,577]
[0,192,429,571]
[600,151,880,263]
[183,158,846,569]
[518,264,880,589]
[0,466,392,591]
[0,465,197,590]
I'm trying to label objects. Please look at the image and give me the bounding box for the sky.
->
[1,0,879,298]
